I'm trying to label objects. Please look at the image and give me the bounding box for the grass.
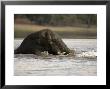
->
[14,24,97,39]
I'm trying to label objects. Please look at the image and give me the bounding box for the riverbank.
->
[14,24,97,39]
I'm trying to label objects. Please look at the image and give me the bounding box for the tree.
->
[14,14,97,26]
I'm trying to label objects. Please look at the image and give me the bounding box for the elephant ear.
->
[45,31,52,40]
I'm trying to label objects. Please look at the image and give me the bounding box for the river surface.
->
[14,39,97,76]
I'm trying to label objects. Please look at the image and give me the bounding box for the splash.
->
[76,50,97,58]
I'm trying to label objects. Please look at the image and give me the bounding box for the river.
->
[14,39,97,76]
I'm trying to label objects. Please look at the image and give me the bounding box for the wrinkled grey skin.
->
[15,29,72,55]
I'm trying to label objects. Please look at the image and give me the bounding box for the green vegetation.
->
[14,14,97,27]
[14,14,97,39]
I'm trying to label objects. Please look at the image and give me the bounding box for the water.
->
[14,39,97,76]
